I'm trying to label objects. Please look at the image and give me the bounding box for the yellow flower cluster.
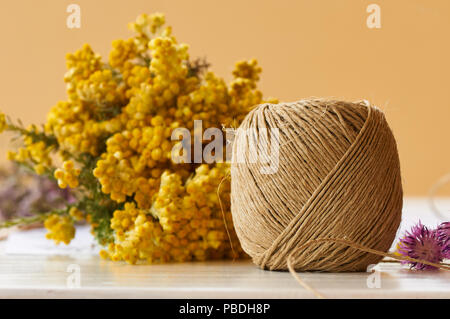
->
[45,100,107,156]
[44,214,75,245]
[129,13,165,36]
[109,39,137,70]
[128,13,166,52]
[233,59,262,83]
[7,125,54,175]
[54,160,80,189]
[76,69,124,106]
[64,44,102,99]
[93,123,174,204]
[101,164,244,264]
[69,207,85,221]
[2,13,276,264]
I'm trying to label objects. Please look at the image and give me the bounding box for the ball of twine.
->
[230,99,403,272]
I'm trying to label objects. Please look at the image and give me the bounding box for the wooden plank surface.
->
[0,198,448,299]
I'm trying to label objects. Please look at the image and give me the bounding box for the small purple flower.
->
[396,221,443,270]
[437,222,450,259]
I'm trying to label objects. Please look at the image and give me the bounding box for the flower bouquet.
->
[0,13,275,263]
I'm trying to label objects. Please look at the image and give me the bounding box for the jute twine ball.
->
[231,99,403,272]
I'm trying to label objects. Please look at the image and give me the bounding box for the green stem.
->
[0,208,68,229]
[6,120,58,147]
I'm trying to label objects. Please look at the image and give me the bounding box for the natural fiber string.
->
[286,257,326,299]
[217,171,237,259]
[215,164,450,298]
[291,238,450,270]
[229,99,450,298]
[231,99,403,271]
[286,237,450,299]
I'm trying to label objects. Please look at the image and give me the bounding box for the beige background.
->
[0,0,449,196]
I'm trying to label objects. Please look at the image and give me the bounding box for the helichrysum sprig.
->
[54,160,80,189]
[44,214,76,245]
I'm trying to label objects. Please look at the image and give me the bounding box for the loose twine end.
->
[286,237,450,299]
[217,171,237,261]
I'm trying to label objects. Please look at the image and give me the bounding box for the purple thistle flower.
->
[396,221,443,270]
[437,222,450,259]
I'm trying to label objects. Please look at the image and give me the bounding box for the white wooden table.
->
[0,198,449,299]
